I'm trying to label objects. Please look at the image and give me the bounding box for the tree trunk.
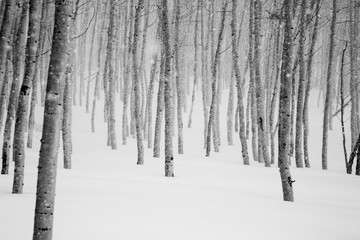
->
[349,0,359,150]
[187,0,200,129]
[0,0,15,105]
[173,0,183,154]
[294,0,306,168]
[231,0,249,165]
[132,0,145,164]
[153,48,165,158]
[159,0,174,177]
[249,0,258,162]
[62,67,72,169]
[206,1,227,157]
[13,0,43,194]
[1,2,28,175]
[32,0,72,238]
[145,53,158,148]
[105,0,117,150]
[27,0,49,149]
[278,0,294,202]
[122,0,134,145]
[253,0,270,167]
[321,0,337,170]
[303,0,321,168]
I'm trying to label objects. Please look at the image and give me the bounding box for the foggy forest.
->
[0,0,360,239]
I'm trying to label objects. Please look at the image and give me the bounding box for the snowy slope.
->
[1,90,360,240]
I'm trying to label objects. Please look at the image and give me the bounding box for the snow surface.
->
[1,90,360,240]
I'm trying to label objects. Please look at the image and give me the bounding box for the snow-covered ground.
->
[1,90,360,240]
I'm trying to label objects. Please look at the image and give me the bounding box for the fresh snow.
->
[1,90,360,240]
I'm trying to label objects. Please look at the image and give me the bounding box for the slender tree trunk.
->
[122,0,134,145]
[13,0,43,194]
[303,0,321,168]
[1,2,28,175]
[91,2,107,133]
[278,0,294,202]
[0,49,12,130]
[153,50,165,158]
[188,0,200,128]
[340,43,348,172]
[32,0,72,238]
[206,1,227,157]
[201,0,209,148]
[159,0,174,177]
[145,53,158,148]
[132,0,145,164]
[321,0,337,170]
[105,0,117,150]
[231,0,249,165]
[227,72,235,146]
[0,0,15,102]
[294,0,307,168]
[62,66,72,169]
[253,0,270,167]
[173,0,183,154]
[86,4,98,114]
[27,0,49,149]
[249,0,258,162]
[349,0,359,150]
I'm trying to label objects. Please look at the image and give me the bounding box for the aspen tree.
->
[231,0,249,165]
[188,0,200,129]
[248,0,258,162]
[253,0,270,166]
[153,48,165,158]
[13,0,43,194]
[132,0,145,164]
[122,0,134,145]
[1,1,28,175]
[91,2,107,133]
[27,0,49,149]
[86,3,98,114]
[278,0,294,202]
[321,0,337,170]
[158,0,174,177]
[0,0,15,98]
[303,0,321,168]
[104,0,117,150]
[145,53,158,148]
[32,0,72,238]
[173,0,184,154]
[349,0,359,150]
[206,1,227,157]
[295,0,306,168]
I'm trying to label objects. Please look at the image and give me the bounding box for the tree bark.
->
[205,1,227,157]
[321,0,337,170]
[159,0,174,177]
[278,0,294,202]
[187,0,200,129]
[173,0,184,154]
[105,0,117,150]
[231,0,249,165]
[294,0,307,168]
[32,0,72,238]
[132,0,145,164]
[303,0,321,168]
[253,0,270,166]
[13,0,43,194]
[1,2,28,175]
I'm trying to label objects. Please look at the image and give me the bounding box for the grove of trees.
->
[0,0,359,239]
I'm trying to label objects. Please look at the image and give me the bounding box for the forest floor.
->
[1,90,360,240]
